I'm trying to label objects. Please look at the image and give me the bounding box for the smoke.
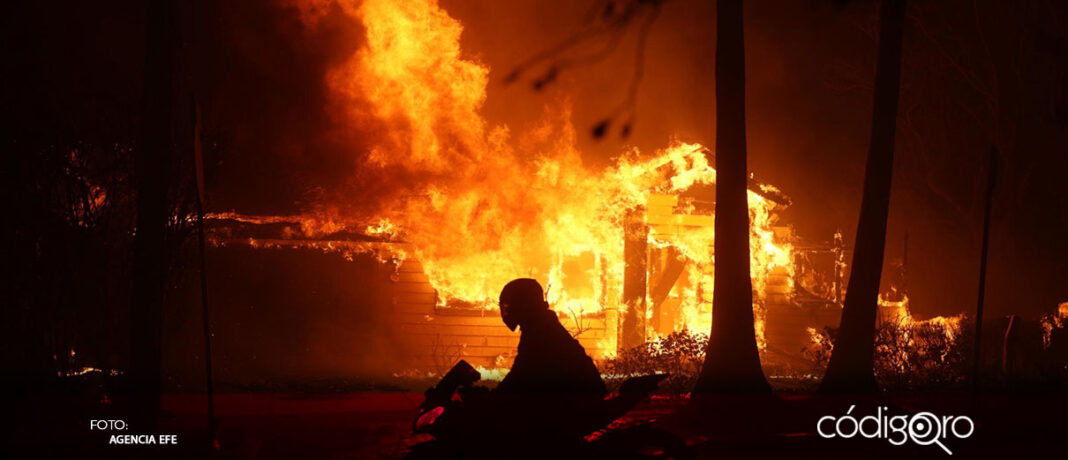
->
[193,0,371,215]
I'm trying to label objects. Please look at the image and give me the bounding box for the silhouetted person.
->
[407,279,685,459]
[495,278,607,396]
[422,279,607,458]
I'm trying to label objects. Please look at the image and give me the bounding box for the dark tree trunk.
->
[693,0,770,394]
[819,0,907,394]
[128,0,176,430]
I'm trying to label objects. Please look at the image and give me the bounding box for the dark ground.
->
[14,388,1066,459]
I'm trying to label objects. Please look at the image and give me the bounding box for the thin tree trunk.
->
[971,148,997,394]
[819,0,907,394]
[693,0,770,394]
[128,0,176,430]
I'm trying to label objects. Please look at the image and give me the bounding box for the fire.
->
[806,327,829,348]
[872,295,966,368]
[365,218,399,239]
[1040,302,1068,349]
[476,366,510,382]
[879,294,965,341]
[270,0,796,359]
[801,297,967,381]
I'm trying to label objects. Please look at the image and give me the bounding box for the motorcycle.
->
[404,360,693,459]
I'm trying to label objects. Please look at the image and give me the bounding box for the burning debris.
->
[54,348,123,378]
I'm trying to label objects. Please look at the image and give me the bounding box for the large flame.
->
[278,0,794,357]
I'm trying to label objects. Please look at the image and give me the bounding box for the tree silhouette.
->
[820,0,908,394]
[128,0,177,430]
[691,0,770,394]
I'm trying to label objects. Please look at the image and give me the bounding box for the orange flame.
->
[281,0,795,358]
[1040,302,1068,349]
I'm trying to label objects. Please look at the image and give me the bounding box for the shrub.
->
[600,329,707,393]
[803,317,971,390]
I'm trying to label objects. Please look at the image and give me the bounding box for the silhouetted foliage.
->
[806,318,972,390]
[602,329,707,393]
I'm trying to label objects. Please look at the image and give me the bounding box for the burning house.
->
[126,0,993,391]
[205,160,848,377]
[191,0,893,379]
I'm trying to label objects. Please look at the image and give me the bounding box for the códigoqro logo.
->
[817,405,974,455]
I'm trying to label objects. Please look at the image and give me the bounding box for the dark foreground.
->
[15,390,1067,459]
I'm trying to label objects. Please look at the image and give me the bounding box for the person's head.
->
[498,278,549,331]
